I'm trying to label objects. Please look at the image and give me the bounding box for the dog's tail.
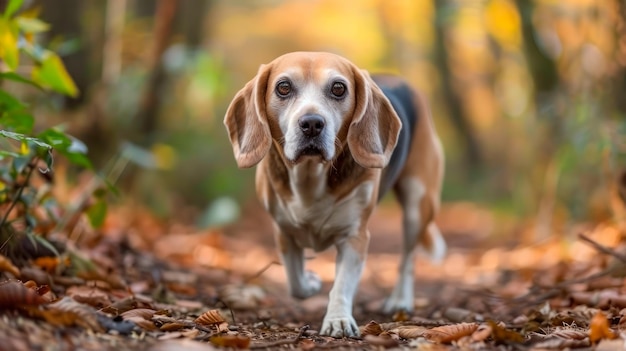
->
[419,222,446,264]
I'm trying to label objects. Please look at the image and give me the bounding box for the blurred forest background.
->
[7,0,626,240]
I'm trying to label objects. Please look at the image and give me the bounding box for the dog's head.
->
[224,52,401,169]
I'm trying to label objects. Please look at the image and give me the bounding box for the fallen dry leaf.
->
[181,328,200,338]
[393,325,428,339]
[160,321,186,331]
[550,328,588,340]
[488,320,524,343]
[195,309,226,326]
[120,308,156,321]
[423,323,478,343]
[66,285,112,308]
[364,334,399,348]
[471,323,492,342]
[0,254,20,277]
[298,339,316,351]
[0,280,48,308]
[33,256,62,273]
[125,315,158,331]
[209,335,250,349]
[22,280,37,289]
[22,280,50,298]
[101,296,139,314]
[589,311,616,344]
[392,309,409,322]
[360,320,383,336]
[76,268,126,289]
[39,296,103,332]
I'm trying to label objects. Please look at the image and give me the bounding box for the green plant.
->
[0,0,103,258]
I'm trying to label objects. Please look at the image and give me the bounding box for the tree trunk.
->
[134,0,178,145]
[514,0,559,95]
[433,0,483,167]
[177,0,211,49]
[41,0,97,108]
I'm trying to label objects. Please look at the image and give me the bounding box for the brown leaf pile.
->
[422,323,478,343]
[0,203,625,350]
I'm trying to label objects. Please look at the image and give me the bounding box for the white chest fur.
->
[271,160,374,252]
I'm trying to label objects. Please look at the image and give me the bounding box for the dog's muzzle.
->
[299,114,325,138]
[294,114,328,161]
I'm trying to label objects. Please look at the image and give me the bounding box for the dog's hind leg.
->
[383,177,443,313]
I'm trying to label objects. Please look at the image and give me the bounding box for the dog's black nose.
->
[299,114,325,137]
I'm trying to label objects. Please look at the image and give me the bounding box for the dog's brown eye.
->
[276,81,291,97]
[330,82,346,98]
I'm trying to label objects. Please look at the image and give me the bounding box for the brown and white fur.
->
[224,52,445,338]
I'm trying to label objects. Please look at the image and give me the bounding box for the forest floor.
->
[1,200,626,350]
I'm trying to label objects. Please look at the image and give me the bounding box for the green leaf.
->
[0,150,21,159]
[86,198,107,228]
[38,148,53,172]
[3,0,23,19]
[1,110,34,134]
[37,128,71,149]
[12,154,30,173]
[31,52,78,97]
[93,187,107,198]
[0,18,19,70]
[103,179,120,197]
[15,16,49,33]
[37,129,92,169]
[61,151,92,169]
[0,72,42,89]
[0,130,51,149]
[26,231,60,257]
[0,89,26,111]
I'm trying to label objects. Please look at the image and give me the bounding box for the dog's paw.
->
[291,270,322,299]
[382,289,414,314]
[320,315,360,338]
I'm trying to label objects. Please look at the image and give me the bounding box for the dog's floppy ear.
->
[347,68,402,169]
[223,64,272,168]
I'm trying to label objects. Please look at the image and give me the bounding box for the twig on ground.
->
[577,233,626,262]
[295,324,310,339]
[244,260,281,283]
[215,298,237,325]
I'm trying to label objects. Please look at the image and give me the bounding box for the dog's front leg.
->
[320,232,369,338]
[276,230,322,299]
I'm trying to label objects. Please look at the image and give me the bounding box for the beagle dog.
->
[224,52,445,338]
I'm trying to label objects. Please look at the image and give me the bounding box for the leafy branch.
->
[0,0,105,259]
